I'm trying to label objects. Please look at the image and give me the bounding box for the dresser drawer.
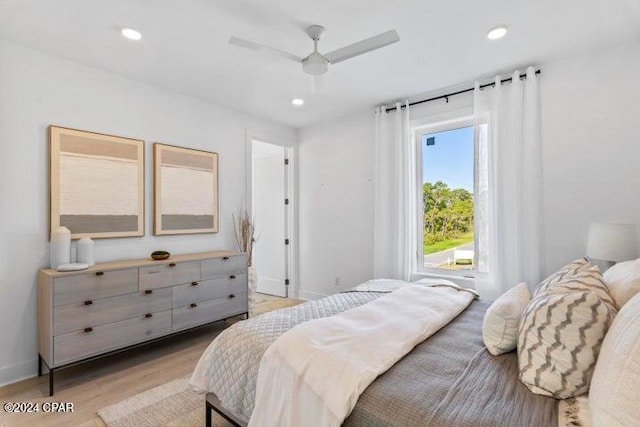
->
[172,292,247,332]
[201,255,247,280]
[53,309,172,365]
[139,261,200,290]
[172,274,247,308]
[53,268,138,307]
[53,288,172,336]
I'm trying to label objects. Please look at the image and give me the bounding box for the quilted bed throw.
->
[249,284,475,427]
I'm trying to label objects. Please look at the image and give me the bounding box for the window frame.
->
[413,113,477,279]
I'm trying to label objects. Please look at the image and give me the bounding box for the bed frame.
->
[206,393,247,427]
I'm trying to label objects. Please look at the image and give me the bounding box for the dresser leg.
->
[38,355,42,377]
[49,368,54,397]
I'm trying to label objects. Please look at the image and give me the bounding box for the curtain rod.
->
[385,69,541,113]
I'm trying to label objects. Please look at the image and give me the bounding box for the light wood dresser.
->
[38,250,248,395]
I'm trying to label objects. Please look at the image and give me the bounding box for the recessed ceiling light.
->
[292,98,304,106]
[121,27,142,41]
[487,26,508,40]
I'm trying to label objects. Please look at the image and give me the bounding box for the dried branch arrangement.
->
[233,209,258,266]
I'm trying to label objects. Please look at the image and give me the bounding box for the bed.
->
[190,279,562,427]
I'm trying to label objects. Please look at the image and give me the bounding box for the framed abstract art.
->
[153,143,219,235]
[49,126,145,239]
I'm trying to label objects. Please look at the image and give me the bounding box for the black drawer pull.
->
[191,281,198,286]
[222,256,229,260]
[84,327,93,333]
[144,289,153,295]
[190,303,198,308]
[229,275,236,279]
[95,271,104,276]
[228,294,236,299]
[169,263,176,267]
[83,300,93,306]
[145,313,153,318]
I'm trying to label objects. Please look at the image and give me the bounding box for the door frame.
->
[245,130,298,298]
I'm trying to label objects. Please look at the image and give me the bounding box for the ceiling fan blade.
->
[324,30,400,64]
[229,37,303,63]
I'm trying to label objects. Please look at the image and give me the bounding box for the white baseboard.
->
[298,290,327,300]
[0,358,37,388]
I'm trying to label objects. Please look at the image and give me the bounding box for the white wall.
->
[541,40,640,272]
[297,112,375,299]
[0,39,296,386]
[297,40,640,297]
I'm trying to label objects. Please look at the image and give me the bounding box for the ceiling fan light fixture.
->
[302,52,329,75]
[229,25,399,77]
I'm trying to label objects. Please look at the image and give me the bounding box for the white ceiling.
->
[0,0,638,128]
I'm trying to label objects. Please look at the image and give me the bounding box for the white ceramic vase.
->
[248,265,257,317]
[50,226,71,269]
[76,237,95,266]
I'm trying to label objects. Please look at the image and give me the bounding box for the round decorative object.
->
[151,251,171,260]
[56,263,89,272]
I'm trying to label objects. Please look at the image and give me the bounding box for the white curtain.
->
[474,67,543,299]
[373,101,417,281]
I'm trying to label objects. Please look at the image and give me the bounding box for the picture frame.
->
[49,125,145,239]
[153,143,219,235]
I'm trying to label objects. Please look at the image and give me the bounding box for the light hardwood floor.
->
[0,294,304,427]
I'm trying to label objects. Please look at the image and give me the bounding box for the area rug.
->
[98,376,228,427]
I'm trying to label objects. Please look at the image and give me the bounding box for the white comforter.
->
[249,283,476,427]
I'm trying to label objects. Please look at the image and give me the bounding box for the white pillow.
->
[413,277,459,287]
[414,277,480,298]
[482,282,531,356]
[589,291,640,426]
[603,258,640,309]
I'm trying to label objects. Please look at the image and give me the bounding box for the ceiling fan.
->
[229,25,400,76]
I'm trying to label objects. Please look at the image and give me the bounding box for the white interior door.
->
[252,140,287,297]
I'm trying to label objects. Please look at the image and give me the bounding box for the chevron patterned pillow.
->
[533,257,591,297]
[518,267,617,399]
[541,265,616,308]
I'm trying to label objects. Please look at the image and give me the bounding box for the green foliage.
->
[423,181,474,247]
[424,233,474,255]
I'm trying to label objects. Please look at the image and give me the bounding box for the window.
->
[416,120,478,276]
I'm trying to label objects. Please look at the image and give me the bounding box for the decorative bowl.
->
[151,251,170,260]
